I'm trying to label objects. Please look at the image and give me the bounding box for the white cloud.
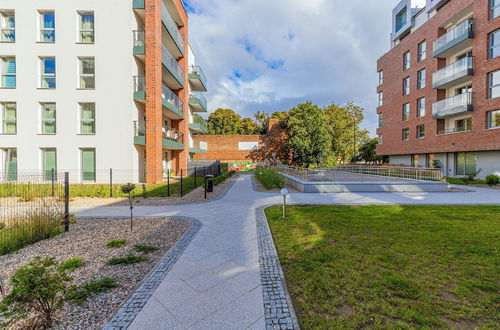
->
[186,0,395,134]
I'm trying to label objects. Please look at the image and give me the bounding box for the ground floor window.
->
[488,109,500,128]
[42,148,57,180]
[456,152,476,176]
[2,148,17,180]
[81,148,96,181]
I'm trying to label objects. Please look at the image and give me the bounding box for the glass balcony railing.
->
[189,91,208,111]
[432,92,472,118]
[133,30,145,54]
[433,18,473,56]
[162,84,184,114]
[190,113,208,132]
[134,121,184,145]
[161,2,184,54]
[189,66,208,90]
[437,127,471,135]
[162,45,184,85]
[432,57,473,88]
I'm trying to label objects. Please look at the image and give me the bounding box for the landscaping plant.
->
[120,183,136,231]
[462,169,482,185]
[59,257,85,272]
[134,244,159,254]
[255,167,285,190]
[66,277,118,304]
[0,257,73,328]
[485,174,500,186]
[106,239,127,248]
[107,254,147,265]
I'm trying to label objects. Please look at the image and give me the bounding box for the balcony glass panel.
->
[433,19,473,54]
[190,91,208,110]
[432,92,472,118]
[432,57,473,88]
[161,3,184,54]
[162,45,184,84]
[189,66,207,88]
[162,84,184,112]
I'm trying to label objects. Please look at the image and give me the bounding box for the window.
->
[418,41,426,61]
[81,149,96,181]
[0,56,15,88]
[79,12,94,43]
[488,109,500,128]
[403,77,410,95]
[395,8,407,32]
[0,103,16,134]
[378,92,383,107]
[79,57,95,89]
[402,128,410,141]
[491,0,500,19]
[40,57,56,88]
[42,148,57,180]
[455,118,472,132]
[489,30,500,59]
[0,11,15,42]
[378,70,383,85]
[417,69,426,89]
[39,11,55,42]
[489,70,500,99]
[456,152,476,176]
[80,103,95,134]
[402,103,410,121]
[378,134,382,144]
[378,113,383,128]
[2,148,17,180]
[403,51,410,70]
[417,125,425,139]
[40,103,56,134]
[417,97,425,117]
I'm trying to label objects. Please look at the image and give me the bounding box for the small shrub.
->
[134,245,159,254]
[59,257,85,272]
[255,167,285,190]
[66,277,118,303]
[0,223,5,230]
[107,254,147,265]
[485,174,500,186]
[106,239,127,248]
[0,257,72,328]
[462,169,482,185]
[431,159,441,169]
[213,170,236,186]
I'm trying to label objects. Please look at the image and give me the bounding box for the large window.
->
[456,152,476,176]
[417,125,425,139]
[488,109,500,128]
[79,57,95,89]
[0,11,15,42]
[2,148,17,180]
[403,77,410,95]
[42,148,57,180]
[81,149,96,181]
[39,11,55,42]
[80,103,95,134]
[489,70,500,99]
[417,69,426,89]
[455,118,472,132]
[40,103,56,134]
[418,41,426,62]
[403,51,410,70]
[79,12,94,43]
[378,113,383,128]
[417,97,425,117]
[492,0,500,19]
[0,103,16,134]
[395,8,407,32]
[402,128,409,141]
[402,103,410,121]
[489,30,500,59]
[40,57,56,88]
[378,92,383,107]
[378,70,383,85]
[1,56,15,88]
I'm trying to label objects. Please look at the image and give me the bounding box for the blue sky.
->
[183,0,395,134]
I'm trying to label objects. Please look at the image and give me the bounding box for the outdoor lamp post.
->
[281,188,289,218]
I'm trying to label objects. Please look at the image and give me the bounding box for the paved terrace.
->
[72,174,500,329]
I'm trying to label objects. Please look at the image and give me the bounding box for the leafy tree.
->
[207,108,243,135]
[253,111,269,134]
[240,117,259,134]
[358,138,381,164]
[284,102,331,166]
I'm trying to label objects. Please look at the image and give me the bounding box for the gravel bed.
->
[70,173,238,206]
[0,217,189,329]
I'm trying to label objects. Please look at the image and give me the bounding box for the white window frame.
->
[0,102,16,134]
[489,30,499,59]
[488,109,500,129]
[403,77,410,95]
[78,57,95,89]
[417,69,426,89]
[40,103,56,135]
[378,92,383,107]
[78,11,94,43]
[417,97,425,117]
[40,57,56,89]
[79,103,96,134]
[418,41,426,62]
[378,70,383,85]
[378,113,383,128]
[39,10,55,43]
[402,103,410,122]
[491,0,500,19]
[0,56,15,88]
[0,10,15,42]
[489,70,500,99]
[403,51,410,70]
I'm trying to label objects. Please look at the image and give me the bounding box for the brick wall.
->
[376,0,500,157]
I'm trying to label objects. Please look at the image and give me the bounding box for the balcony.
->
[133,0,144,9]
[189,140,208,154]
[189,114,208,133]
[133,121,184,150]
[133,30,145,56]
[189,92,208,112]
[162,2,184,57]
[432,57,473,89]
[162,84,184,119]
[133,76,145,101]
[188,66,207,92]
[437,127,471,135]
[433,18,474,58]
[432,92,472,119]
[162,45,184,89]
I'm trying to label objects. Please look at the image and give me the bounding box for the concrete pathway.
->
[72,174,500,329]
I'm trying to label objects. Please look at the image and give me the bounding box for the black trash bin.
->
[205,175,214,193]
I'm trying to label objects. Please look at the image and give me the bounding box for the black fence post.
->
[218,164,221,176]
[167,169,170,197]
[194,167,197,189]
[109,168,113,197]
[204,175,207,199]
[204,166,206,177]
[64,172,70,232]
[51,168,55,196]
[180,169,183,197]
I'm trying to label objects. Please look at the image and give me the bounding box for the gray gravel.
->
[0,217,189,329]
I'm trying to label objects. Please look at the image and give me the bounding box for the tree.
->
[284,102,331,166]
[207,108,243,135]
[240,118,259,134]
[253,111,269,134]
[271,111,288,121]
[358,138,381,164]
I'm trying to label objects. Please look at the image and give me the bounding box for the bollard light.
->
[281,188,289,218]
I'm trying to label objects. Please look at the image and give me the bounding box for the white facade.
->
[0,0,143,183]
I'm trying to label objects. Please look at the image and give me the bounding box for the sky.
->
[183,0,396,135]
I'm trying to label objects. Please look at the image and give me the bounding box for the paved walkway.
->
[72,174,500,329]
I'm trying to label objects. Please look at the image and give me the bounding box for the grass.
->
[265,205,500,329]
[255,167,285,190]
[446,177,486,185]
[106,239,127,248]
[66,277,119,303]
[107,254,148,265]
[134,244,158,254]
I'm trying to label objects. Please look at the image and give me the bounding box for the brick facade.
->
[377,0,500,158]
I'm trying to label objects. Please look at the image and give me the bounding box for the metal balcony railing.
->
[162,45,184,83]
[162,84,184,111]
[437,127,471,135]
[189,91,208,110]
[161,2,184,54]
[432,92,472,118]
[433,18,473,55]
[432,57,473,88]
[189,66,207,88]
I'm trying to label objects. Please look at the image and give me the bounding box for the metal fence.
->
[274,165,443,183]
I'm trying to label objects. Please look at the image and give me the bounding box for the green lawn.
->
[265,205,500,329]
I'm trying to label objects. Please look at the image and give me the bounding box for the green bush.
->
[462,169,482,185]
[485,174,500,186]
[0,257,72,328]
[220,163,229,173]
[107,254,147,265]
[59,257,85,272]
[255,168,285,190]
[0,223,5,230]
[66,277,118,303]
[106,239,127,248]
[134,245,159,254]
[213,170,236,186]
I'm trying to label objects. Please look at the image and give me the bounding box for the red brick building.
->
[377,0,500,178]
